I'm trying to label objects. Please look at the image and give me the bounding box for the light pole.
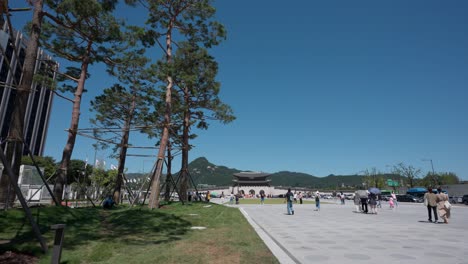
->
[422,158,436,186]
[422,159,435,175]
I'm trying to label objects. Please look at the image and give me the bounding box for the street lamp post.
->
[422,158,436,186]
[422,159,435,175]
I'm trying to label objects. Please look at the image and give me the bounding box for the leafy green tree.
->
[393,163,421,188]
[131,0,226,209]
[362,168,385,189]
[421,172,460,186]
[0,0,45,208]
[90,168,116,199]
[91,169,114,188]
[67,159,93,185]
[39,0,121,203]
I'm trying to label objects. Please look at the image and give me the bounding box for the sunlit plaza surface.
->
[217,199,468,264]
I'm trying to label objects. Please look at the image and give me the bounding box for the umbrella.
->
[368,187,381,194]
[356,190,368,198]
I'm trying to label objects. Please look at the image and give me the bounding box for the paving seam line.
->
[239,207,300,264]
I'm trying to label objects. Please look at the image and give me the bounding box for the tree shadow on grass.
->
[104,208,192,245]
[1,206,103,255]
[1,206,193,257]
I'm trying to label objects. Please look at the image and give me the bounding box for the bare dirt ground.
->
[0,251,38,264]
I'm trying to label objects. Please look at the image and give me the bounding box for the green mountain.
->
[188,157,240,186]
[126,157,398,189]
[187,157,368,188]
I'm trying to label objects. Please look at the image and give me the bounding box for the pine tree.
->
[172,42,234,201]
[40,0,121,203]
[129,0,226,209]
[90,41,154,204]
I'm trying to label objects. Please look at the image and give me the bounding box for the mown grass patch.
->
[0,202,279,264]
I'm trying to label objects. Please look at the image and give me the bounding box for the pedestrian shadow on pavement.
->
[417,220,442,224]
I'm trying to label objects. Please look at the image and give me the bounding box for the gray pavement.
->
[215,199,468,264]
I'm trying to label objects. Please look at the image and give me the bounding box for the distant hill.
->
[126,157,397,189]
[188,157,368,188]
[188,157,240,186]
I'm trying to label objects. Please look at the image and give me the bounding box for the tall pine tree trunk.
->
[148,21,174,209]
[0,1,44,208]
[179,88,190,203]
[164,142,172,202]
[113,92,136,204]
[53,43,91,203]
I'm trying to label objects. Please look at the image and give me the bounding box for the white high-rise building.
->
[0,22,58,156]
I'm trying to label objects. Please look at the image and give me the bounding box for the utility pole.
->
[422,159,436,186]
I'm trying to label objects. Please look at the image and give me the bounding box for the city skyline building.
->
[0,21,58,156]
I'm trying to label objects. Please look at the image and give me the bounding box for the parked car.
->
[396,194,422,203]
[462,195,468,205]
[449,196,462,204]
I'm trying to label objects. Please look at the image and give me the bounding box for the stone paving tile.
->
[240,201,468,264]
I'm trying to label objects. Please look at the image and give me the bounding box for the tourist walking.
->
[360,191,369,213]
[376,194,382,208]
[298,192,303,204]
[315,191,320,211]
[369,192,377,214]
[294,192,298,203]
[353,191,361,212]
[436,187,451,224]
[423,188,438,223]
[260,191,265,205]
[340,192,345,205]
[389,197,395,209]
[285,188,294,215]
[391,191,398,207]
[220,191,225,203]
[206,191,211,203]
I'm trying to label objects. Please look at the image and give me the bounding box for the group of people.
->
[187,191,211,202]
[292,192,304,204]
[353,191,398,214]
[285,188,320,215]
[423,187,451,224]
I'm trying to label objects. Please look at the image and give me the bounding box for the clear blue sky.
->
[11,0,468,179]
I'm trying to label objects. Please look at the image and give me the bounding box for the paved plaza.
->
[216,199,468,264]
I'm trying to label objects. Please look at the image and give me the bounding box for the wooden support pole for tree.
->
[51,224,66,264]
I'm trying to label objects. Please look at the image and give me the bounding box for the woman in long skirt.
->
[436,187,451,223]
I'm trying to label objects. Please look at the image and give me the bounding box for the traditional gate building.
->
[232,172,274,197]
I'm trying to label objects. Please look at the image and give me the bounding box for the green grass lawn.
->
[0,203,279,263]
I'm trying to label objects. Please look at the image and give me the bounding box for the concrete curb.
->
[239,207,298,264]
